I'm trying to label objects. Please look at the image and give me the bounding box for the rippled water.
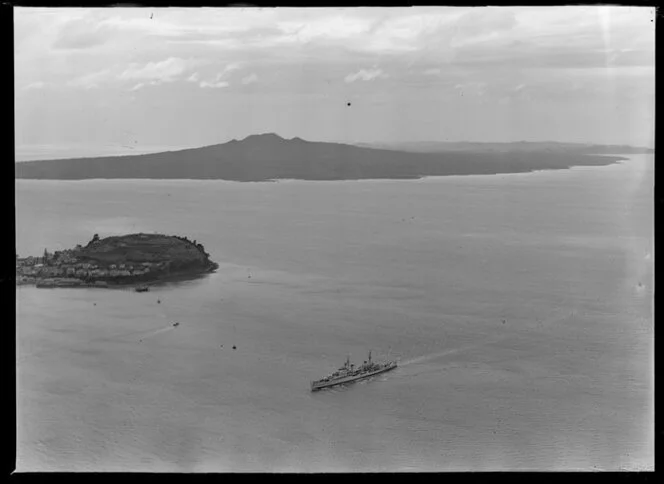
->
[15,156,653,471]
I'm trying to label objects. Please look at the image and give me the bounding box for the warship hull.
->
[311,362,397,392]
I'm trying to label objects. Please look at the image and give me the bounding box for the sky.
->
[15,6,656,160]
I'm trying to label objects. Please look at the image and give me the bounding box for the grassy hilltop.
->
[74,233,213,268]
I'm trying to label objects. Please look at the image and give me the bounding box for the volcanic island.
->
[15,233,219,289]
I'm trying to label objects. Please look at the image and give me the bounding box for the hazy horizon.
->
[15,6,655,161]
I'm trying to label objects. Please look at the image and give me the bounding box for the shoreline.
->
[16,265,218,289]
[13,158,629,184]
[14,150,632,183]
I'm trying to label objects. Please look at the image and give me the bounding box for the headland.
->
[15,233,218,288]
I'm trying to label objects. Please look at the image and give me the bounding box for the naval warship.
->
[311,351,397,391]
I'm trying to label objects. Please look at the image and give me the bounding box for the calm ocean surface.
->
[15,156,653,472]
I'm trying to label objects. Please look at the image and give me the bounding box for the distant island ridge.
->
[14,133,653,182]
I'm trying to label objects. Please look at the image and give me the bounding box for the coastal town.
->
[16,233,218,288]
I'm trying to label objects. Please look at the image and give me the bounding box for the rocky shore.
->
[16,233,218,288]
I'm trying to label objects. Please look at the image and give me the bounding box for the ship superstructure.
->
[311,351,397,391]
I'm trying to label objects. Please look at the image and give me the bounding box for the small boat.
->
[135,285,149,292]
[311,351,397,392]
[172,322,179,327]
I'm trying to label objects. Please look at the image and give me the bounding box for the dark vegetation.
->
[75,233,212,268]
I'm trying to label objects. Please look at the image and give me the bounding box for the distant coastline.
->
[15,134,649,182]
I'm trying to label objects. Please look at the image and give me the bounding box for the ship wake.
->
[137,325,176,341]
[398,338,508,367]
[99,318,178,343]
[398,310,578,368]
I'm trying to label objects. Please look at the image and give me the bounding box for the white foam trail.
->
[99,317,170,342]
[399,341,499,367]
[138,325,176,341]
[399,310,577,368]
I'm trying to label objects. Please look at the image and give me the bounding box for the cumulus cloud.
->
[344,68,389,83]
[23,81,48,90]
[199,80,229,89]
[66,68,114,89]
[13,6,655,151]
[451,7,518,45]
[192,63,241,89]
[223,62,242,73]
[278,15,373,43]
[16,7,655,96]
[65,57,203,90]
[118,57,199,83]
[130,81,161,91]
[241,73,258,85]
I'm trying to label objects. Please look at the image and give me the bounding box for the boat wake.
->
[98,319,178,343]
[399,347,468,367]
[398,310,579,369]
[137,325,176,341]
[17,323,179,362]
[398,338,509,367]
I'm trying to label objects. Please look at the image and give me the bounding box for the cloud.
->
[23,81,48,90]
[278,15,374,43]
[241,73,258,85]
[130,81,161,91]
[448,7,655,70]
[451,7,518,45]
[16,7,655,97]
[454,81,488,97]
[52,18,117,50]
[13,6,655,152]
[207,64,242,82]
[199,80,229,89]
[344,68,389,83]
[118,57,199,83]
[66,68,113,89]
[192,62,242,89]
[223,62,242,73]
[66,57,203,90]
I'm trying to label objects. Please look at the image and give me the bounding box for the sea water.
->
[15,155,653,471]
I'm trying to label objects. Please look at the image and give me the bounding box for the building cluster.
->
[16,249,169,283]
